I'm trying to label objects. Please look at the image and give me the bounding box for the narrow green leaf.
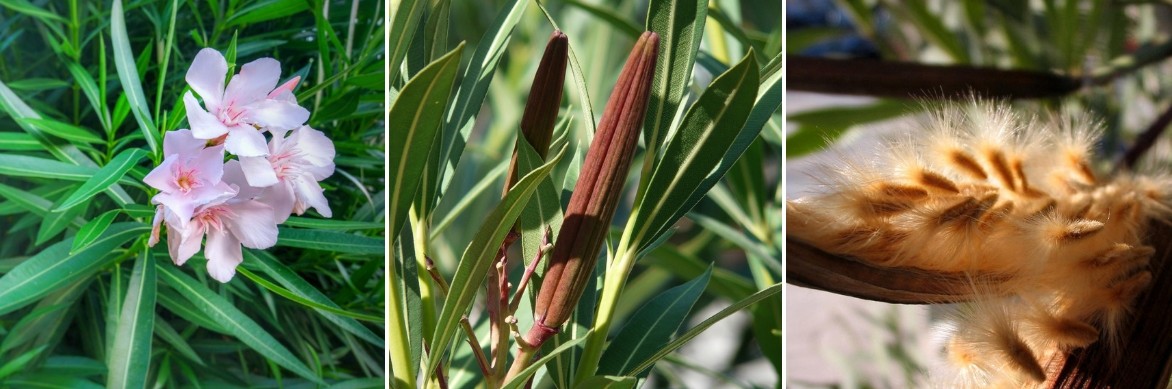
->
[389,43,464,238]
[431,0,529,199]
[622,282,782,377]
[514,132,563,269]
[39,356,108,377]
[630,50,759,250]
[110,0,158,154]
[18,118,103,144]
[0,345,48,380]
[244,250,386,342]
[0,223,146,316]
[643,0,707,159]
[72,210,122,254]
[0,0,68,23]
[534,1,597,162]
[901,0,969,63]
[786,100,912,158]
[56,148,147,211]
[562,0,641,38]
[275,228,383,254]
[0,154,107,181]
[157,264,324,384]
[226,0,308,26]
[36,191,87,245]
[389,0,426,84]
[152,317,205,366]
[2,375,104,389]
[425,144,567,380]
[66,63,111,132]
[0,133,39,151]
[107,249,156,389]
[281,217,383,231]
[500,333,589,389]
[575,375,638,389]
[598,267,712,377]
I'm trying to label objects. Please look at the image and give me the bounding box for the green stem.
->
[574,245,639,383]
[388,251,416,389]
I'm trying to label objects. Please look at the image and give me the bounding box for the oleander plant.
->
[0,1,385,387]
[390,0,782,388]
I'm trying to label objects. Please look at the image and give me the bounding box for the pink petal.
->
[223,159,267,199]
[226,200,278,249]
[290,126,335,174]
[204,227,243,283]
[224,125,269,157]
[192,145,227,185]
[239,155,279,188]
[163,129,204,158]
[187,181,238,208]
[224,57,281,107]
[143,155,179,192]
[153,192,198,222]
[262,182,296,224]
[149,205,164,247]
[293,178,331,218]
[184,92,230,139]
[169,219,204,266]
[267,76,300,103]
[244,99,310,131]
[186,48,227,111]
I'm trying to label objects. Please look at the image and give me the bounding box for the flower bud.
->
[526,31,659,347]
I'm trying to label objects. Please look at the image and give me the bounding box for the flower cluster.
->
[146,48,335,282]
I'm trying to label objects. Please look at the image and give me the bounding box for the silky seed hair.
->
[787,100,1172,387]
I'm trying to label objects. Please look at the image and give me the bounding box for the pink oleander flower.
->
[144,129,236,221]
[161,160,279,283]
[258,126,336,222]
[184,48,309,186]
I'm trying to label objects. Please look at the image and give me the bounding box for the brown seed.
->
[916,170,959,193]
[948,150,987,179]
[1058,219,1104,242]
[985,148,1016,191]
[873,182,929,199]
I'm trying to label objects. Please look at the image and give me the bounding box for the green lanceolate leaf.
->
[622,282,782,377]
[630,50,759,250]
[275,228,384,254]
[598,267,712,378]
[575,375,638,389]
[110,0,158,154]
[281,217,383,231]
[389,0,426,85]
[425,144,567,381]
[107,249,156,389]
[37,191,87,245]
[157,264,324,384]
[56,148,147,211]
[0,80,132,205]
[643,0,707,160]
[431,0,529,199]
[243,250,384,343]
[18,118,103,144]
[0,222,147,315]
[0,345,48,380]
[514,132,564,268]
[0,154,101,181]
[389,43,464,238]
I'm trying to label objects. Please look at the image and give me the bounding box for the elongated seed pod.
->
[525,31,659,348]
